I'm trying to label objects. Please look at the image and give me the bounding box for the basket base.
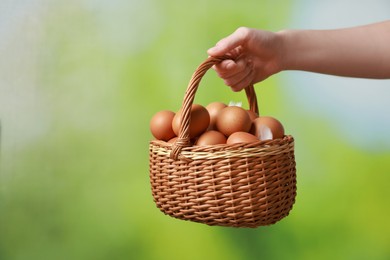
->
[154,185,296,228]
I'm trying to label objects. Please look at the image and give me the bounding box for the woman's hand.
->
[207,27,283,91]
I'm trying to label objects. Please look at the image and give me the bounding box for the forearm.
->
[277,21,390,78]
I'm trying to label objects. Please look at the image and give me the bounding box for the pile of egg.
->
[150,102,284,146]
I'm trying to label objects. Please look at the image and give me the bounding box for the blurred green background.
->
[0,1,389,259]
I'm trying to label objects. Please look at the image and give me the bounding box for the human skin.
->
[207,20,390,91]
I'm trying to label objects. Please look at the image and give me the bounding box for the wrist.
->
[275,29,297,72]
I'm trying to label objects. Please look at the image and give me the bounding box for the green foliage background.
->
[0,1,389,259]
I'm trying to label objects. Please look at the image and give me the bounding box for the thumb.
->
[207,27,249,56]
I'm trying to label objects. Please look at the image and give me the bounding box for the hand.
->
[207,27,282,91]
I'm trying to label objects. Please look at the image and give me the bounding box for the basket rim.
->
[150,135,294,160]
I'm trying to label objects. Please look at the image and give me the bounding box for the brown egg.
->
[172,104,210,138]
[150,110,176,141]
[226,132,259,144]
[216,106,252,136]
[195,130,227,146]
[167,137,178,144]
[250,116,285,140]
[206,102,227,130]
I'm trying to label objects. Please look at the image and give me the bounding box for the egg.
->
[195,130,227,146]
[250,116,285,140]
[226,132,259,144]
[206,102,227,130]
[150,110,176,141]
[216,106,252,136]
[167,137,178,144]
[172,104,210,138]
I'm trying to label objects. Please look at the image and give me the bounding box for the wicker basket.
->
[149,56,297,228]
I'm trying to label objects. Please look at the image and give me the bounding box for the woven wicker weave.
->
[149,56,297,228]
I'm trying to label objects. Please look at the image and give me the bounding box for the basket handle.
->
[170,55,259,160]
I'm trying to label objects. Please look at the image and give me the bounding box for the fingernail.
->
[207,46,219,54]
